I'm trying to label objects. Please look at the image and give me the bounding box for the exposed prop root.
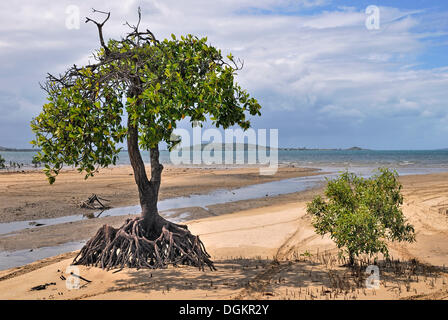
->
[72,217,216,271]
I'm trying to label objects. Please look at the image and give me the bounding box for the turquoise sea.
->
[0,148,447,270]
[1,149,448,173]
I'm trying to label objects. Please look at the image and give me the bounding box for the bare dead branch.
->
[85,8,111,54]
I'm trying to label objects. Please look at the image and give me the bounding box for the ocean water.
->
[2,149,448,172]
[0,150,447,270]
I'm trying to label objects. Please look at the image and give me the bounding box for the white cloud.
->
[0,1,447,148]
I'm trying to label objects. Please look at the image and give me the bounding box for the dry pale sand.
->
[0,170,447,300]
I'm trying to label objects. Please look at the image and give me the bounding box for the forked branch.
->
[85,8,111,55]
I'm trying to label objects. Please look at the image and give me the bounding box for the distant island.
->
[0,146,39,152]
[163,143,367,152]
[279,146,367,151]
[172,142,273,152]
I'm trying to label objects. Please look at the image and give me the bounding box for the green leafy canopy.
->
[307,168,415,262]
[31,30,261,184]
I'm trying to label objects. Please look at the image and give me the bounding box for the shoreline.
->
[0,167,447,299]
[0,166,324,268]
[0,165,320,224]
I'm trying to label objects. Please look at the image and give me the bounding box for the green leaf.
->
[31,31,261,187]
[306,168,415,264]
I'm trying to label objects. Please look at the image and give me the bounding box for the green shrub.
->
[32,156,41,168]
[307,168,415,265]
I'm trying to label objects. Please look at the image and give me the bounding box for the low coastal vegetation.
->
[307,168,416,266]
[0,155,25,170]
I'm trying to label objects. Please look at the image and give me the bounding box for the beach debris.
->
[95,210,107,218]
[83,212,95,219]
[28,222,45,227]
[70,272,92,283]
[79,194,110,210]
[30,282,56,291]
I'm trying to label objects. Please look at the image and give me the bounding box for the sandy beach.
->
[0,166,321,252]
[0,167,447,300]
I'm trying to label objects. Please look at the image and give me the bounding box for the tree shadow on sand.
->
[108,257,272,297]
[105,251,448,299]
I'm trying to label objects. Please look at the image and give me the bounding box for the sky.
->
[0,0,447,150]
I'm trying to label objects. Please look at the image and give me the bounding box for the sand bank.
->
[0,165,318,223]
[0,171,447,299]
[0,166,321,254]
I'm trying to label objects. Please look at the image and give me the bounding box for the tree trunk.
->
[349,251,355,266]
[74,111,215,270]
[126,117,163,232]
[71,23,215,271]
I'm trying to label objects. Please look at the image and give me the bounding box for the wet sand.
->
[0,166,322,253]
[0,168,447,300]
[0,165,318,223]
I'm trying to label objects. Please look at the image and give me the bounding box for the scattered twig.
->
[70,272,92,283]
[30,282,56,291]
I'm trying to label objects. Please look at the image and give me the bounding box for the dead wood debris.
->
[79,194,111,210]
[30,282,56,291]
